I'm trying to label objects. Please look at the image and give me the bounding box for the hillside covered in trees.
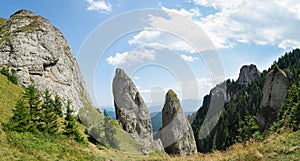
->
[192,49,300,153]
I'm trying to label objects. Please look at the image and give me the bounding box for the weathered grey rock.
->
[157,90,197,156]
[113,68,160,149]
[0,10,92,113]
[141,148,149,156]
[256,69,290,131]
[237,64,261,87]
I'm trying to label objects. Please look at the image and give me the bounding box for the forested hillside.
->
[192,49,300,153]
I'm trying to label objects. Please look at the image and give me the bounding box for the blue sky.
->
[1,0,299,112]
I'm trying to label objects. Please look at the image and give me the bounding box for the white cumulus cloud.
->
[129,30,162,45]
[180,55,198,62]
[106,48,156,66]
[161,7,201,19]
[192,0,243,10]
[192,0,300,49]
[86,0,112,12]
[129,30,197,53]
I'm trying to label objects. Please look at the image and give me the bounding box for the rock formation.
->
[256,69,290,131]
[0,10,92,113]
[112,68,160,148]
[156,90,197,156]
[237,64,261,86]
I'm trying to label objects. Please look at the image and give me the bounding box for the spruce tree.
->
[53,95,63,118]
[41,89,60,134]
[6,99,30,132]
[237,114,260,142]
[23,85,42,132]
[64,100,83,142]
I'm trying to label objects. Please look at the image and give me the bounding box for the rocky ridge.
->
[237,64,261,87]
[0,10,92,112]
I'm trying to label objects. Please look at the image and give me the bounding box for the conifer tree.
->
[6,99,30,132]
[276,76,300,131]
[53,95,63,118]
[237,114,260,142]
[41,89,60,134]
[64,100,83,142]
[23,85,42,132]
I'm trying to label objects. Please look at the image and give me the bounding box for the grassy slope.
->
[78,102,150,154]
[0,75,167,160]
[0,74,298,160]
[0,74,23,144]
[169,130,300,161]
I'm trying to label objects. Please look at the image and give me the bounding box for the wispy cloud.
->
[86,0,112,12]
[106,48,156,66]
[180,54,198,62]
[161,7,201,19]
[138,77,213,102]
[129,30,197,53]
[191,0,300,49]
[192,0,242,10]
[129,30,162,45]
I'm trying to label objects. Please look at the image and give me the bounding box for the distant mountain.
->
[148,99,201,113]
[101,99,200,120]
[98,106,116,119]
[151,112,162,133]
[104,107,197,133]
[106,110,116,120]
[151,111,196,133]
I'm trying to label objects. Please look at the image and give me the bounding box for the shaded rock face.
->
[256,70,290,131]
[157,90,197,156]
[237,64,261,87]
[0,10,91,113]
[112,68,155,147]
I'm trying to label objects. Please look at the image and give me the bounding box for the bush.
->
[0,67,18,85]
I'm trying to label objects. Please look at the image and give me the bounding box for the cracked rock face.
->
[256,69,290,131]
[112,68,155,147]
[156,90,197,156]
[237,64,261,87]
[0,10,91,113]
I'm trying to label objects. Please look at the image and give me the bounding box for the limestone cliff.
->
[0,10,92,112]
[237,64,261,87]
[256,69,290,131]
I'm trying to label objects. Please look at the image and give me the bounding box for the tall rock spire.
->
[113,68,159,148]
[157,89,197,156]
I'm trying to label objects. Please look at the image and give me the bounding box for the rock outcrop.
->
[256,69,290,131]
[156,90,197,156]
[112,68,160,148]
[0,10,92,113]
[237,64,261,86]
